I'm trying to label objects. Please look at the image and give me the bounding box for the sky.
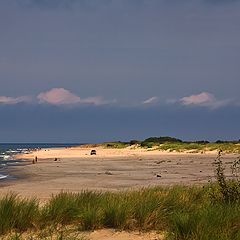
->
[0,0,239,142]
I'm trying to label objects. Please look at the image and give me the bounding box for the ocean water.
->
[0,143,80,181]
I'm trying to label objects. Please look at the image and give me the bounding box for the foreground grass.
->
[0,183,239,240]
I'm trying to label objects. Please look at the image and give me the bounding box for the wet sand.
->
[0,146,237,201]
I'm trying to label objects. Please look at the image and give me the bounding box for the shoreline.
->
[0,143,81,185]
[0,145,237,200]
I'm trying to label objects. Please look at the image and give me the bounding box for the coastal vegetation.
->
[0,153,240,240]
[102,136,240,153]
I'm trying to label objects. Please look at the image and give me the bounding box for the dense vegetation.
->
[102,136,240,153]
[0,153,240,240]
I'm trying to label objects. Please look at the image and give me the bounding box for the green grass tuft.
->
[0,194,39,235]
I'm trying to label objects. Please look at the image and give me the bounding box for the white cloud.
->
[179,92,231,109]
[37,88,81,105]
[142,96,159,105]
[180,92,215,105]
[0,96,31,104]
[37,88,113,106]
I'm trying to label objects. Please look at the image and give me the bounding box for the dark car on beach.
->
[90,150,96,155]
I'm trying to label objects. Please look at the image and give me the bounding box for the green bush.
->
[140,142,154,148]
[129,140,140,145]
[209,152,240,204]
[143,137,182,144]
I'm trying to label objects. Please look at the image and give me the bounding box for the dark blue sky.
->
[0,0,239,142]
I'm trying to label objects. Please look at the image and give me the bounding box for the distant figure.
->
[90,150,96,155]
[54,158,58,161]
[35,156,38,163]
[32,159,35,164]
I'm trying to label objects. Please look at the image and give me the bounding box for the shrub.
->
[140,142,154,148]
[129,140,140,145]
[143,136,182,144]
[209,152,240,204]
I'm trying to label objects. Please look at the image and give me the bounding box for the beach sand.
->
[0,145,236,201]
[4,229,164,240]
[87,229,164,240]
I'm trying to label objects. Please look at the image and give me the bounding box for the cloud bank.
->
[0,88,114,106]
[0,88,109,106]
[0,89,236,109]
[37,88,110,106]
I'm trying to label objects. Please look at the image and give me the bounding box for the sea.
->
[0,143,80,181]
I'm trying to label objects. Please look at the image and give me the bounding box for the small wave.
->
[17,148,28,151]
[6,150,18,153]
[0,174,8,180]
[3,155,10,160]
[7,161,21,165]
[22,150,30,154]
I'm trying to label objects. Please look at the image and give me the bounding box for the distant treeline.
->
[103,136,240,150]
[130,136,182,147]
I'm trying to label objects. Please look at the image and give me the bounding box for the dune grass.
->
[1,184,239,239]
[156,142,240,153]
[102,141,130,148]
[0,194,39,235]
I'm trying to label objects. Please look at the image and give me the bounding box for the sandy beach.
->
[0,145,236,201]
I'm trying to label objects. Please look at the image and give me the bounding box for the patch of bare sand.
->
[87,229,163,240]
[3,229,164,240]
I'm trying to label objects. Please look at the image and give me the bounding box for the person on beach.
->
[32,156,37,164]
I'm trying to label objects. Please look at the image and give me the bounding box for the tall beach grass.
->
[1,184,239,239]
